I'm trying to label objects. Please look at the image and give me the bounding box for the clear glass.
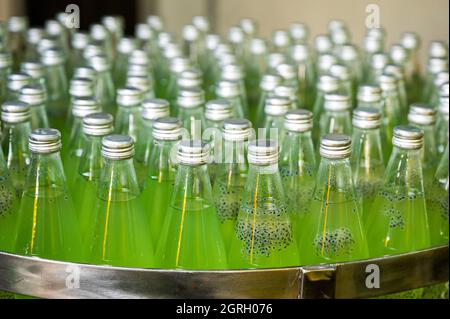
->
[299,157,369,264]
[29,103,50,129]
[155,163,228,269]
[134,120,154,188]
[228,163,300,269]
[141,139,178,245]
[319,110,352,137]
[0,67,10,105]
[415,124,439,187]
[45,64,69,129]
[177,106,206,140]
[351,127,385,218]
[96,70,116,115]
[14,152,83,262]
[262,114,286,146]
[380,91,402,159]
[63,117,87,186]
[435,113,449,156]
[280,131,316,234]
[1,121,32,196]
[115,104,142,142]
[85,157,154,267]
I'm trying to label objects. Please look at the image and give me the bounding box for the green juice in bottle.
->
[299,135,369,265]
[155,140,227,270]
[1,100,32,197]
[435,83,448,157]
[351,107,385,218]
[279,110,316,233]
[72,112,114,238]
[141,117,182,245]
[228,140,300,269]
[85,135,154,267]
[134,98,170,188]
[212,119,252,252]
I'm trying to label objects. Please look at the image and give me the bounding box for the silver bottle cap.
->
[330,64,351,81]
[408,103,437,126]
[228,26,244,44]
[264,96,290,116]
[183,24,199,42]
[320,134,352,159]
[37,36,59,54]
[117,87,143,107]
[400,32,421,50]
[338,44,359,62]
[26,28,45,45]
[177,140,210,165]
[384,64,404,80]
[366,27,386,39]
[170,57,191,74]
[157,32,173,48]
[135,23,153,41]
[70,77,95,98]
[102,134,135,160]
[289,23,309,42]
[317,54,337,73]
[163,42,182,59]
[126,75,153,94]
[315,34,332,53]
[352,107,381,129]
[205,99,233,122]
[29,128,61,154]
[129,49,150,66]
[72,97,101,118]
[363,35,383,53]
[434,72,449,88]
[88,54,111,72]
[240,18,257,36]
[71,32,90,50]
[83,43,106,61]
[147,15,164,31]
[276,63,296,81]
[324,93,351,111]
[7,73,32,93]
[217,54,238,68]
[215,43,233,57]
[45,19,64,36]
[439,85,449,116]
[371,53,389,70]
[152,117,183,141]
[19,84,46,106]
[260,74,282,92]
[41,49,65,66]
[272,29,291,48]
[328,19,346,32]
[83,112,114,136]
[290,44,309,62]
[317,75,339,92]
[427,58,448,75]
[390,44,409,65]
[7,16,28,32]
[0,52,12,69]
[177,88,205,108]
[378,74,397,92]
[223,118,252,141]
[20,61,45,79]
[392,125,423,150]
[429,41,448,59]
[206,34,221,51]
[250,38,267,55]
[284,109,313,133]
[248,139,279,166]
[358,85,382,103]
[331,27,350,45]
[178,68,203,88]
[73,66,97,81]
[141,98,170,121]
[216,80,240,99]
[192,16,210,33]
[221,63,244,81]
[273,84,297,102]
[117,37,138,55]
[90,24,109,41]
[102,15,124,35]
[1,100,31,123]
[127,64,148,77]
[267,52,286,69]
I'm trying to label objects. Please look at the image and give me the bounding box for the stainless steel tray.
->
[0,245,448,299]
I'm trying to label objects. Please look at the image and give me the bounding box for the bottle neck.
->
[315,157,355,196]
[98,157,140,201]
[79,135,104,182]
[147,139,178,182]
[2,121,31,156]
[281,130,316,172]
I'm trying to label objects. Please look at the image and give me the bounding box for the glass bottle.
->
[245,38,267,113]
[212,119,252,252]
[135,98,170,188]
[271,29,291,54]
[126,75,155,100]
[400,32,422,103]
[176,88,206,140]
[273,83,300,111]
[366,126,430,257]
[73,112,114,239]
[156,140,228,270]
[141,117,182,245]
[280,110,316,234]
[20,61,47,94]
[182,24,202,65]
[366,53,389,85]
[255,74,282,127]
[24,28,45,61]
[14,128,83,262]
[228,139,300,268]
[362,35,383,81]
[378,74,403,144]
[169,68,202,115]
[221,63,248,117]
[85,134,154,267]
[289,22,309,45]
[70,32,90,69]
[164,57,192,107]
[330,64,354,104]
[312,75,339,140]
[408,103,439,187]
[436,83,449,156]
[320,93,352,137]
[289,44,315,108]
[18,84,49,129]
[337,44,363,93]
[66,77,96,132]
[429,71,449,108]
[384,64,408,118]
[115,87,144,142]
[88,54,115,115]
[299,134,369,264]
[64,97,101,186]
[6,72,32,100]
[316,53,337,78]
[351,107,385,218]
[0,52,12,105]
[1,100,32,196]
[215,80,246,119]
[262,96,290,145]
[114,37,138,88]
[6,16,28,71]
[422,58,447,105]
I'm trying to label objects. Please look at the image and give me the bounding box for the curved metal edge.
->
[0,245,448,299]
